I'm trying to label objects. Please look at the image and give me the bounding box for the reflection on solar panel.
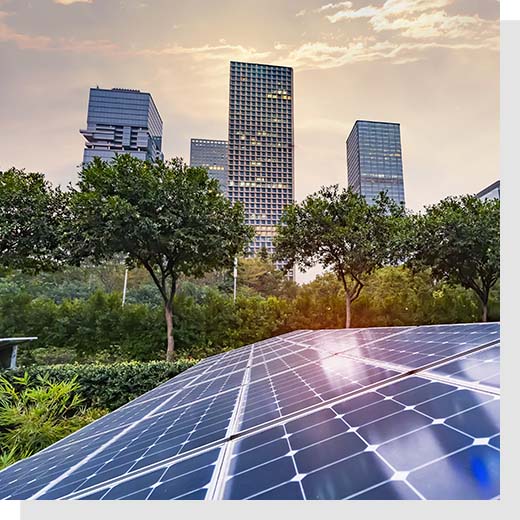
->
[0,323,500,500]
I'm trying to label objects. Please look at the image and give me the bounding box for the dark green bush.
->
[2,359,199,411]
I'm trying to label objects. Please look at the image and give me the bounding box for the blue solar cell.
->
[354,480,420,500]
[427,345,500,390]
[339,323,499,370]
[407,445,500,499]
[77,448,220,500]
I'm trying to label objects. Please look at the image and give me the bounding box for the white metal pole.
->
[233,257,238,303]
[122,268,129,307]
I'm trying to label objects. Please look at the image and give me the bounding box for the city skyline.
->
[0,0,498,213]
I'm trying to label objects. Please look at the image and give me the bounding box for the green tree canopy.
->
[274,186,407,327]
[408,195,500,322]
[68,155,253,360]
[0,168,69,272]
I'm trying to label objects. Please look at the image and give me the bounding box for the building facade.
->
[80,87,163,164]
[190,139,228,193]
[476,180,500,201]
[227,61,294,256]
[346,120,405,206]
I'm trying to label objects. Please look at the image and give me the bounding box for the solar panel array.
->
[0,323,500,500]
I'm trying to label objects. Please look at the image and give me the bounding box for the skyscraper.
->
[346,120,405,206]
[80,87,163,164]
[190,138,228,193]
[227,61,294,256]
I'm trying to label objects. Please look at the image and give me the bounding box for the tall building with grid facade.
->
[346,120,405,206]
[80,87,163,164]
[227,61,294,255]
[190,139,228,193]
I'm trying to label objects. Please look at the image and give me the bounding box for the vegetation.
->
[0,168,69,272]
[275,187,407,327]
[0,373,106,469]
[2,360,198,411]
[67,156,253,361]
[409,196,500,321]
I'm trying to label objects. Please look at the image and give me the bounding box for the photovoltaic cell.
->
[0,323,500,500]
[222,374,499,500]
[426,344,500,390]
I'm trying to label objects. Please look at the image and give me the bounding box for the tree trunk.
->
[345,291,352,329]
[164,303,175,361]
[482,301,488,323]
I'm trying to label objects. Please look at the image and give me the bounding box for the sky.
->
[0,0,498,212]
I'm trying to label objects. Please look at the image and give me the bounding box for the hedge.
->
[1,359,199,411]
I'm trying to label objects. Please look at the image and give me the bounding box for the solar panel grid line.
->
[226,366,408,443]
[60,440,228,500]
[65,444,225,500]
[418,367,500,396]
[339,338,500,386]
[222,373,499,500]
[44,388,242,499]
[58,352,255,501]
[425,344,500,391]
[207,345,255,500]
[301,326,415,355]
[26,355,230,500]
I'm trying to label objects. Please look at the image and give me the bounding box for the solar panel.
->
[0,322,500,500]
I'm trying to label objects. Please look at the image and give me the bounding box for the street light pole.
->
[122,268,129,307]
[233,257,238,303]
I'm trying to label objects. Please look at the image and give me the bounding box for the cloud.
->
[138,42,270,63]
[281,37,497,71]
[297,1,353,17]
[327,0,452,22]
[53,0,93,4]
[319,0,498,52]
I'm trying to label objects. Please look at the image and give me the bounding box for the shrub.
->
[0,373,107,469]
[2,359,199,411]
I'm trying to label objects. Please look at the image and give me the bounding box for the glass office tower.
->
[80,87,163,164]
[346,120,405,206]
[227,61,294,256]
[190,139,228,193]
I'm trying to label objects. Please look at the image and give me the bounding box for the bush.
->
[0,373,107,469]
[1,359,199,411]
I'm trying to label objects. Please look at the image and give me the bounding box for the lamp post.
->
[233,257,238,303]
[122,268,129,307]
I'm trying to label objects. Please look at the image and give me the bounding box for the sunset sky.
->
[0,0,499,213]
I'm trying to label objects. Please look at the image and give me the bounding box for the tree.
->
[0,168,69,272]
[68,155,253,361]
[409,195,499,322]
[237,255,299,298]
[274,186,407,328]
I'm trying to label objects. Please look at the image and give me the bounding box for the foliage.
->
[0,373,106,469]
[237,256,298,298]
[0,168,70,273]
[275,186,407,327]
[68,155,254,360]
[409,196,500,321]
[2,360,198,412]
